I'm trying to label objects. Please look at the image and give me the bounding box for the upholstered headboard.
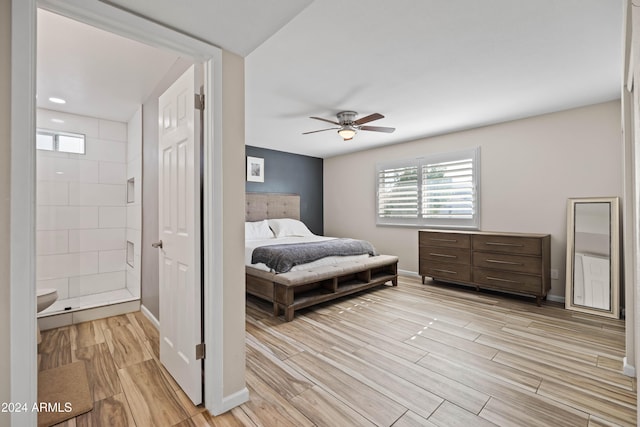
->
[245,193,300,222]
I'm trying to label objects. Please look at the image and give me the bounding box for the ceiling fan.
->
[303,111,395,141]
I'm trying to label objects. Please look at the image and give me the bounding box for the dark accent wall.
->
[245,146,323,235]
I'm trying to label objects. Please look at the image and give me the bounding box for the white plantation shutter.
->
[422,157,474,219]
[377,163,419,219]
[376,147,479,228]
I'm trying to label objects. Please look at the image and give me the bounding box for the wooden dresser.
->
[419,229,551,305]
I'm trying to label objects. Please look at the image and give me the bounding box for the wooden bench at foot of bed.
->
[246,254,399,321]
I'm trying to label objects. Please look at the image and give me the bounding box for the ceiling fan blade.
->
[354,113,384,125]
[360,125,395,133]
[310,116,340,125]
[302,127,340,135]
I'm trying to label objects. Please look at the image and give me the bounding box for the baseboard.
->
[140,304,160,330]
[623,357,636,377]
[398,269,420,278]
[545,294,565,303]
[210,387,250,416]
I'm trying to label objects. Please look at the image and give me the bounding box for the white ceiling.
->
[37,9,182,123]
[37,0,624,158]
[246,0,624,158]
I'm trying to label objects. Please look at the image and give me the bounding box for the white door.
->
[157,64,203,404]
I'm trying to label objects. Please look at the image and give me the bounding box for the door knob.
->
[152,240,163,249]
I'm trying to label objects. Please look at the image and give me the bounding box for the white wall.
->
[36,109,130,299]
[324,101,623,298]
[221,49,247,398]
[0,0,11,424]
[126,107,142,297]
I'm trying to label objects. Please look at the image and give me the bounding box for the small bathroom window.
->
[36,129,86,154]
[127,178,135,203]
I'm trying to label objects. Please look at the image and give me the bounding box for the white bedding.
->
[245,235,370,272]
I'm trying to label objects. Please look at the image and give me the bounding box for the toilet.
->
[36,288,58,344]
[37,288,58,313]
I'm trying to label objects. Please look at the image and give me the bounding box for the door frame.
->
[10,0,240,422]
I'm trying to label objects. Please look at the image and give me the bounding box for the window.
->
[36,129,86,154]
[376,147,480,229]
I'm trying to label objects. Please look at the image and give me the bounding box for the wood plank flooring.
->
[39,275,637,426]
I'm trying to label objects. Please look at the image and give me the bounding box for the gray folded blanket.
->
[251,238,377,273]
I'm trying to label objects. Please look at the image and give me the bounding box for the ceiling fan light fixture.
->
[338,126,357,140]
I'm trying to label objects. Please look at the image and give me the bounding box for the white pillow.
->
[245,220,274,240]
[268,218,314,237]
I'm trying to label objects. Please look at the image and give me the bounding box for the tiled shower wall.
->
[36,108,141,301]
[126,107,142,298]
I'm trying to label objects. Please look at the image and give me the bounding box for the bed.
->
[245,193,398,321]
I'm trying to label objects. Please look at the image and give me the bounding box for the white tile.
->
[37,278,69,300]
[127,205,142,231]
[126,158,142,205]
[36,230,68,255]
[68,182,125,206]
[72,301,139,324]
[99,207,127,228]
[126,271,141,297]
[36,206,99,230]
[38,313,73,330]
[68,228,125,252]
[99,250,126,273]
[134,173,142,205]
[99,162,127,184]
[82,138,127,163]
[37,157,99,183]
[37,181,68,206]
[126,228,141,250]
[37,109,100,138]
[126,157,142,183]
[68,271,126,297]
[99,119,127,142]
[37,149,70,161]
[127,108,142,161]
[37,252,99,280]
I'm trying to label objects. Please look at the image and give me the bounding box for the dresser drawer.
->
[473,252,541,275]
[473,268,542,293]
[421,261,471,282]
[420,232,470,249]
[472,234,541,256]
[420,246,471,265]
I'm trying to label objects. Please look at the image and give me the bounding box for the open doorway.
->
[35,5,206,412]
[10,2,243,423]
[36,9,191,326]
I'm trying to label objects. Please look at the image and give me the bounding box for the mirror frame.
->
[565,197,620,318]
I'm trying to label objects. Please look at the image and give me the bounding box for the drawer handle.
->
[484,242,524,247]
[433,268,457,275]
[429,253,456,258]
[486,259,522,266]
[430,238,458,243]
[486,276,520,284]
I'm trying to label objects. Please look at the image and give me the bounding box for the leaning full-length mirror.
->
[565,197,620,318]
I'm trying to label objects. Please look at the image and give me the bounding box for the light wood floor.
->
[40,275,636,426]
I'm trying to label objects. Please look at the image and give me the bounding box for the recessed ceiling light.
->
[51,119,64,124]
[48,97,66,104]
